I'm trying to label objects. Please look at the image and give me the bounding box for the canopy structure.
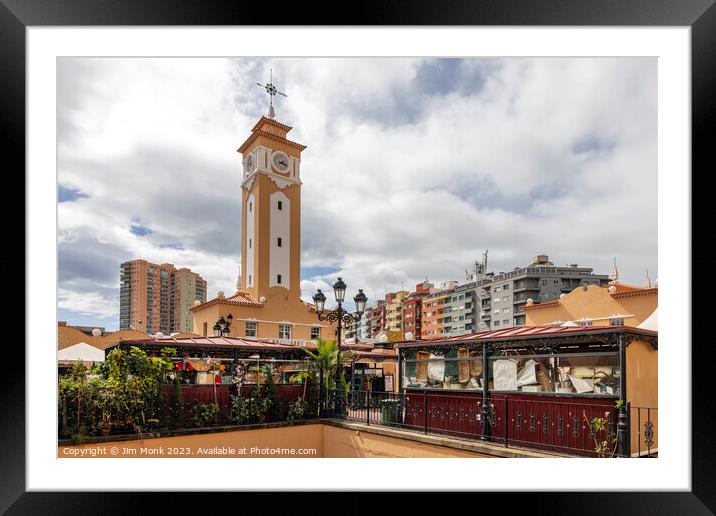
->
[638,307,658,331]
[57,342,105,364]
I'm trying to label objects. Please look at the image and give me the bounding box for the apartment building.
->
[477,254,609,331]
[443,282,477,336]
[369,301,386,336]
[119,259,207,334]
[402,281,437,340]
[385,291,409,333]
[420,290,452,339]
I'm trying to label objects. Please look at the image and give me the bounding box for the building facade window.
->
[245,321,257,337]
[279,324,291,339]
[610,318,624,326]
[277,237,282,247]
[311,326,320,339]
[578,321,593,327]
[278,200,283,210]
[277,274,282,284]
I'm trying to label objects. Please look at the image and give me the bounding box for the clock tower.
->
[237,116,306,302]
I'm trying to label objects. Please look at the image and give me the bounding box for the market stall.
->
[396,325,657,456]
[104,335,316,420]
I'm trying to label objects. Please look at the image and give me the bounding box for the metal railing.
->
[328,390,657,458]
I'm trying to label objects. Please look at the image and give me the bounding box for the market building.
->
[525,281,658,329]
[395,324,658,457]
[190,111,331,343]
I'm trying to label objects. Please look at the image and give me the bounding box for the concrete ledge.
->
[322,419,566,458]
[58,418,320,447]
[59,418,567,458]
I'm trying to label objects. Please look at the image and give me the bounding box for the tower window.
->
[249,202,252,212]
[249,238,252,249]
[277,237,282,247]
[278,200,283,210]
[277,274,282,284]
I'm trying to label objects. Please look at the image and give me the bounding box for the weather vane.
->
[256,69,287,119]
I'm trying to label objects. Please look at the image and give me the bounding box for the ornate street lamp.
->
[312,278,366,416]
[213,314,232,337]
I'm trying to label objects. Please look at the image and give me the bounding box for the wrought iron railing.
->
[328,390,657,458]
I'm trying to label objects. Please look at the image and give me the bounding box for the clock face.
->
[271,151,290,173]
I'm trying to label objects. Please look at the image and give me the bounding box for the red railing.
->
[337,389,654,457]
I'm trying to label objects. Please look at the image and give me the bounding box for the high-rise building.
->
[477,254,609,330]
[119,260,207,334]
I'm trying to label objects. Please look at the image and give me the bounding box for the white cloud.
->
[58,57,657,328]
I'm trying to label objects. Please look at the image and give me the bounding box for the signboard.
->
[384,374,394,392]
[356,368,381,378]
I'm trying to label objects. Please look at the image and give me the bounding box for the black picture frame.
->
[5,0,711,512]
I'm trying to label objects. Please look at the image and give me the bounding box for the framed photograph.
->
[7,0,712,510]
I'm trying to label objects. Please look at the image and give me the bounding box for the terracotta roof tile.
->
[611,287,658,299]
[524,299,561,310]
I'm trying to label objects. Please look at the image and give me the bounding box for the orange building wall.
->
[525,284,657,327]
[626,338,658,454]
[192,298,330,341]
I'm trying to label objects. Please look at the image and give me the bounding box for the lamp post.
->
[213,313,233,337]
[313,278,367,415]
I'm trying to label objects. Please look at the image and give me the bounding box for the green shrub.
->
[191,401,219,428]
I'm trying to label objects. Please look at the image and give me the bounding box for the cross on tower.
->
[256,69,287,119]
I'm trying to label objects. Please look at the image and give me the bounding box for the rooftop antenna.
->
[256,68,287,119]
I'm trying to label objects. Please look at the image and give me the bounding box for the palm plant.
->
[303,338,351,405]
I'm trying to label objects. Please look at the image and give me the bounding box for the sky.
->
[57,57,657,331]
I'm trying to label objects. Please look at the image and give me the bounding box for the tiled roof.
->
[611,287,658,299]
[524,299,561,311]
[250,116,293,133]
[225,291,263,305]
[396,324,657,348]
[237,130,307,153]
[190,292,264,311]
